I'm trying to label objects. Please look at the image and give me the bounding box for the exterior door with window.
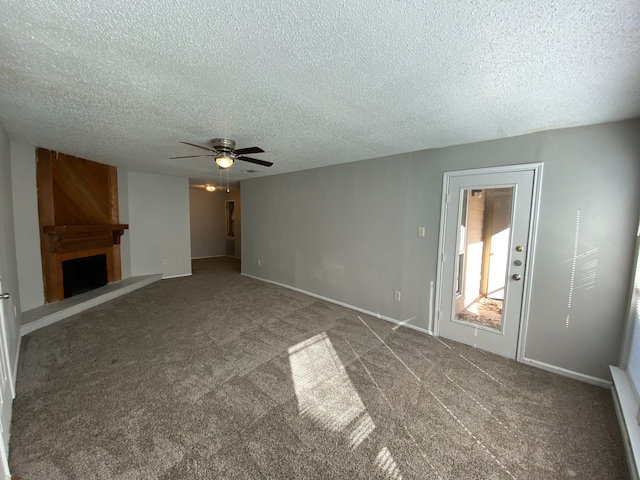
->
[437,168,537,358]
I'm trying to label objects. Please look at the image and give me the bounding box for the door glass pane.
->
[454,187,514,331]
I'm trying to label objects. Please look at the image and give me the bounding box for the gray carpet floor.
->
[9,257,629,479]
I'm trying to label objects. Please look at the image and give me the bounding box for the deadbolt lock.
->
[515,245,524,252]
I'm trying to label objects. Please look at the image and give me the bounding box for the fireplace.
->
[62,254,108,298]
[36,148,128,303]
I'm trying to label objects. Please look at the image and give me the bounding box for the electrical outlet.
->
[162,259,167,265]
[394,291,401,301]
[418,227,426,237]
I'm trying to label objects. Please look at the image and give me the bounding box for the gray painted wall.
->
[127,171,192,278]
[189,188,226,259]
[0,125,23,382]
[10,142,43,310]
[242,120,640,382]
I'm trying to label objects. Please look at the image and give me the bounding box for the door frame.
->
[434,163,544,362]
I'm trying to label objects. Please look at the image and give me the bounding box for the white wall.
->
[242,120,640,382]
[10,142,43,310]
[117,168,132,280]
[127,171,191,278]
[189,187,226,259]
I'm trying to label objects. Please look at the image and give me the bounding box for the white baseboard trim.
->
[191,255,225,260]
[162,273,192,279]
[522,356,612,388]
[611,366,639,480]
[391,321,433,336]
[241,273,432,336]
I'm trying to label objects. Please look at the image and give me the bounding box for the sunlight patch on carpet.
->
[375,446,402,480]
[288,332,375,447]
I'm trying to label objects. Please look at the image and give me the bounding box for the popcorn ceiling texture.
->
[1,0,639,183]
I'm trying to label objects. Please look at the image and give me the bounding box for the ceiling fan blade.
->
[170,154,215,159]
[233,146,264,155]
[236,156,273,167]
[180,141,217,153]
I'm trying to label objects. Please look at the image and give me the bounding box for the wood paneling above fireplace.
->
[36,148,128,303]
[51,153,112,225]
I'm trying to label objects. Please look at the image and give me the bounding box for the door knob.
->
[512,274,522,281]
[0,293,9,300]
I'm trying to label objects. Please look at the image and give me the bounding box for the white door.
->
[436,166,538,358]
[0,158,16,478]
[0,279,12,479]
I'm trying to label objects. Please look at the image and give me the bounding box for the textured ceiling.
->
[1,1,639,185]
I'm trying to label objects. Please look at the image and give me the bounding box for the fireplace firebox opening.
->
[62,254,108,298]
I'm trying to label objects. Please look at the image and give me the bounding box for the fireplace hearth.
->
[62,254,108,298]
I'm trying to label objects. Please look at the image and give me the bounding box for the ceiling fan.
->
[171,138,273,169]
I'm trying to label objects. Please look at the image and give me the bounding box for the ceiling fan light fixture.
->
[205,184,216,192]
[215,152,234,169]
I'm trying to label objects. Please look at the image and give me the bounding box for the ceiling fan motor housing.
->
[211,138,236,152]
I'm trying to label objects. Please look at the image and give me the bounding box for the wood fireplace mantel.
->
[37,148,126,303]
[43,224,129,254]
